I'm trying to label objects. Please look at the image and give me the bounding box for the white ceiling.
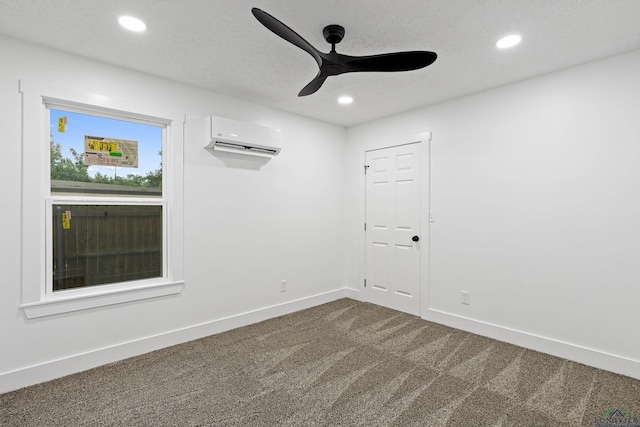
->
[1,0,639,127]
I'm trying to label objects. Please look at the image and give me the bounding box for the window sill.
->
[21,281,184,319]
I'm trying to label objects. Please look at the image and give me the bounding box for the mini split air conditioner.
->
[204,116,282,158]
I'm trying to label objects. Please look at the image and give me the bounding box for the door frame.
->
[359,133,431,318]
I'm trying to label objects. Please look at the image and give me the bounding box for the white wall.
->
[346,48,640,378]
[2,32,639,393]
[0,35,347,392]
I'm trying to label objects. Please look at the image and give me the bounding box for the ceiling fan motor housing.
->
[323,25,345,45]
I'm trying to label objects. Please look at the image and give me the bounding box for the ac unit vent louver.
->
[204,116,281,158]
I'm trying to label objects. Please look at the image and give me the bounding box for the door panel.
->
[365,143,421,315]
[373,242,389,291]
[395,244,413,295]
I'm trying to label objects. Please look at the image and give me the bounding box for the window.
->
[19,81,184,318]
[48,108,164,291]
[51,204,163,290]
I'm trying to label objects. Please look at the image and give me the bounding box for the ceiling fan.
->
[252,8,438,97]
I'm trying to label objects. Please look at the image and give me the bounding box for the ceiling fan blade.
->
[298,72,328,97]
[252,8,322,66]
[345,51,437,72]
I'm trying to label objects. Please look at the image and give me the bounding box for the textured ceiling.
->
[1,0,639,127]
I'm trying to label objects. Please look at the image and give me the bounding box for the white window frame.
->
[19,80,184,319]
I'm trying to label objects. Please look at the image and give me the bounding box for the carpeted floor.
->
[1,298,639,426]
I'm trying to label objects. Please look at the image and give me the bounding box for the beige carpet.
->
[2,299,639,426]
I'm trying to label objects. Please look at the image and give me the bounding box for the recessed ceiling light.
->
[338,96,353,105]
[496,34,521,49]
[118,16,147,32]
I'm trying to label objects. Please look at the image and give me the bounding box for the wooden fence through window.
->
[52,203,162,291]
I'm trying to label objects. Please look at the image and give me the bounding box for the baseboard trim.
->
[5,291,637,395]
[0,289,347,394]
[345,287,361,300]
[423,308,640,380]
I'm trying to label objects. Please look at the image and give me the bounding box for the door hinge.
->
[364,165,370,174]
[364,222,367,231]
[364,279,367,287]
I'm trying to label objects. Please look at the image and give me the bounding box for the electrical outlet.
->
[280,280,287,293]
[461,291,470,305]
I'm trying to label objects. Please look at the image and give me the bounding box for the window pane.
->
[50,109,163,197]
[52,204,163,291]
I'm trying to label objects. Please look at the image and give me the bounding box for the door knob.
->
[412,235,420,242]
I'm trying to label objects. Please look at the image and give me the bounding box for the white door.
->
[365,143,421,315]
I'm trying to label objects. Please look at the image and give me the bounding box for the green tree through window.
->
[51,135,162,189]
[50,135,91,182]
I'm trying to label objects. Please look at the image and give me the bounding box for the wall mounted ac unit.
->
[204,116,282,158]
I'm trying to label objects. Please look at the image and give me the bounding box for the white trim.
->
[19,79,185,316]
[47,196,164,204]
[3,287,638,394]
[345,286,362,301]
[21,281,184,319]
[44,96,172,127]
[423,308,640,380]
[1,289,347,394]
[420,132,432,318]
